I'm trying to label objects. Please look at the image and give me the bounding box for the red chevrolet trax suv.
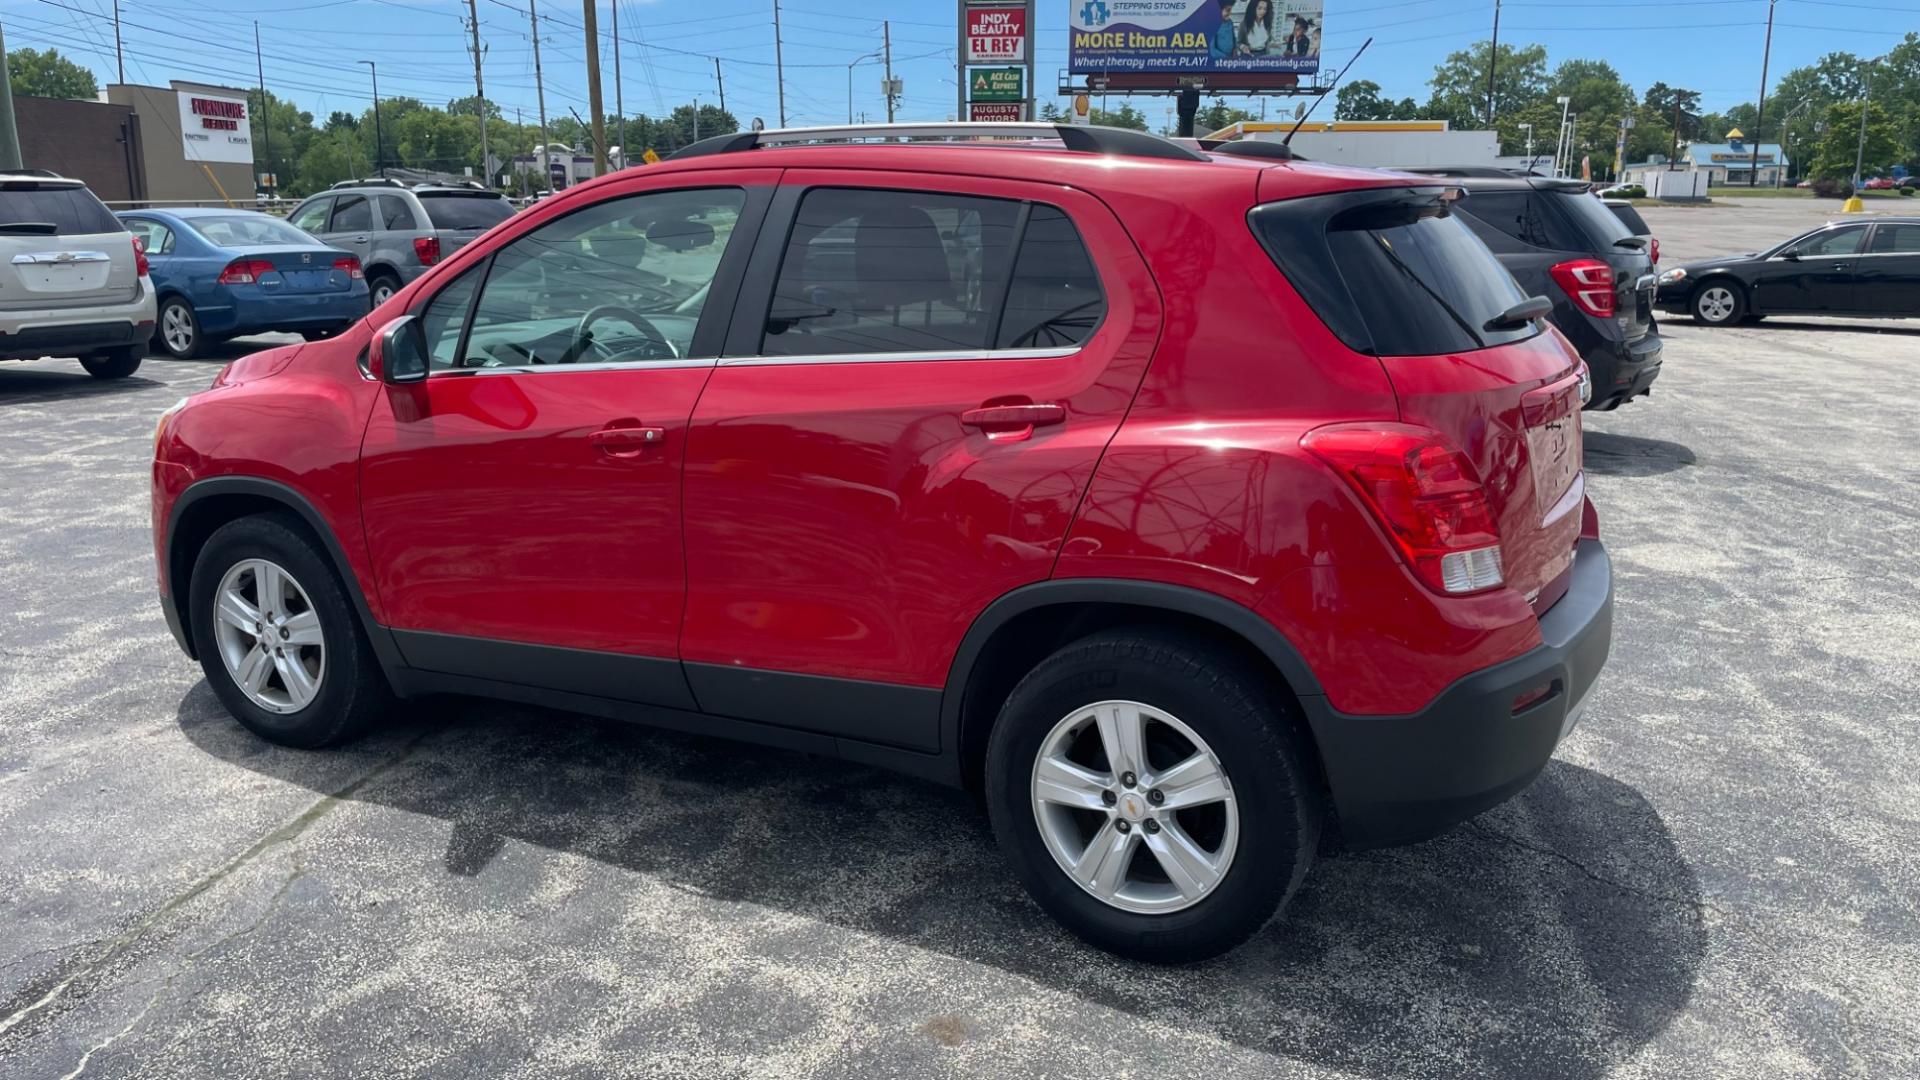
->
[152,124,1612,962]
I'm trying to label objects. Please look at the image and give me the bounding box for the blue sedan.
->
[117,208,371,359]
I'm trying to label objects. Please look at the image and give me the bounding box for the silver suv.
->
[0,171,156,379]
[287,179,515,308]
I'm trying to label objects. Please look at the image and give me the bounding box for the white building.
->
[1210,119,1501,170]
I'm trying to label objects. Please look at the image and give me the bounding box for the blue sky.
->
[1,0,1914,139]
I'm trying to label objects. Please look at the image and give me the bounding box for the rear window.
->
[417,193,514,230]
[0,182,122,235]
[1251,186,1539,357]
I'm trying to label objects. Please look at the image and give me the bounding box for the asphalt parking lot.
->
[2,197,1917,1078]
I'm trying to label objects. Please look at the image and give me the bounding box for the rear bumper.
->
[1303,539,1614,849]
[1582,332,1662,410]
[0,291,157,360]
[195,289,370,337]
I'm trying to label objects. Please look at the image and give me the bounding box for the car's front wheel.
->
[1692,281,1746,325]
[189,514,391,748]
[985,630,1323,962]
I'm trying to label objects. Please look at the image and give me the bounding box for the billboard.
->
[966,6,1028,62]
[1070,0,1322,76]
[177,89,254,165]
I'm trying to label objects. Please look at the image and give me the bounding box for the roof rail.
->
[1196,139,1304,161]
[330,176,407,190]
[668,122,1208,163]
[1393,165,1519,179]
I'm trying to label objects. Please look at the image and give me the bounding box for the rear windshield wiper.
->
[1613,236,1649,250]
[0,222,59,235]
[1483,296,1553,332]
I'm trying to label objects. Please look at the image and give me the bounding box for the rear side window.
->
[0,182,122,235]
[330,195,371,232]
[1548,190,1633,247]
[996,206,1105,348]
[417,193,513,231]
[377,195,417,231]
[1252,186,1538,357]
[1607,202,1650,236]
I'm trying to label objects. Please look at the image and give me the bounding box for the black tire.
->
[156,296,202,359]
[79,345,142,379]
[368,271,402,310]
[300,328,339,342]
[1690,280,1747,325]
[189,513,392,748]
[985,629,1323,962]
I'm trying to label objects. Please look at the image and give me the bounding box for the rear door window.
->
[123,217,174,255]
[1252,186,1539,356]
[330,195,371,233]
[995,206,1104,348]
[1868,224,1920,254]
[0,183,123,235]
[417,193,514,231]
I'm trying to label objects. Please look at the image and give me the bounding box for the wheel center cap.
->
[1116,791,1149,823]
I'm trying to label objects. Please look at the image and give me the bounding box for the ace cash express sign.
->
[966,6,1028,63]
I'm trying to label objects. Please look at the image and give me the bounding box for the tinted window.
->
[418,262,482,370]
[377,195,417,231]
[453,187,742,368]
[417,193,513,230]
[289,198,331,233]
[330,194,371,232]
[1548,189,1633,247]
[1869,224,1920,254]
[1794,226,1866,257]
[189,215,317,247]
[996,206,1104,348]
[0,183,122,234]
[1459,190,1554,247]
[1606,202,1650,235]
[762,188,1019,355]
[1253,187,1538,356]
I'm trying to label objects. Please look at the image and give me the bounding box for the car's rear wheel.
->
[157,297,201,359]
[1691,281,1745,325]
[985,629,1323,962]
[368,272,401,309]
[79,346,141,379]
[189,514,391,748]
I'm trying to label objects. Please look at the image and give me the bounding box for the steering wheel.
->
[567,304,679,364]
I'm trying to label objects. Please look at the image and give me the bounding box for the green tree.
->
[1196,97,1257,135]
[1039,100,1064,123]
[1335,79,1420,121]
[248,89,315,194]
[294,128,371,192]
[446,95,501,121]
[1090,103,1149,131]
[1809,100,1902,180]
[7,47,98,100]
[1427,41,1548,127]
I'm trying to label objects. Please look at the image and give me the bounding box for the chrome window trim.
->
[431,355,720,377]
[717,345,1079,368]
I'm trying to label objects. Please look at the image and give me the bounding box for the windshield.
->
[189,214,318,247]
[417,193,514,230]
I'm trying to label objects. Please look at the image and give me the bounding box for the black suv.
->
[1401,168,1662,411]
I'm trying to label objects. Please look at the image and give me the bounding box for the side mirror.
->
[1781,248,1801,261]
[370,314,429,385]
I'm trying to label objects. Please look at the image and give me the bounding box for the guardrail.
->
[100,198,293,217]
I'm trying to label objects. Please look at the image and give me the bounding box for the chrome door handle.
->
[961,402,1065,443]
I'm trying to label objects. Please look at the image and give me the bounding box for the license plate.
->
[1528,413,1581,507]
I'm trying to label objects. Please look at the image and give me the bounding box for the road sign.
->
[969,102,1022,122]
[641,148,661,164]
[969,67,1023,103]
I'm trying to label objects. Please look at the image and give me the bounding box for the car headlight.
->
[154,396,188,454]
[1658,267,1688,286]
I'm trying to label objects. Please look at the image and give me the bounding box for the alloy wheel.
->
[1030,699,1239,915]
[1697,286,1737,323]
[162,303,195,354]
[372,281,396,306]
[211,558,325,714]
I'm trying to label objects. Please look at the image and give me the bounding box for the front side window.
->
[762,188,1020,355]
[289,198,331,233]
[1791,226,1866,258]
[330,195,371,233]
[418,263,483,370]
[448,186,743,369]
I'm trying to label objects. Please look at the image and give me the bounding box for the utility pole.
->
[466,0,489,187]
[612,0,624,163]
[582,0,607,176]
[1484,0,1500,126]
[714,58,726,115]
[358,60,384,178]
[1751,0,1775,186]
[1670,96,1683,168]
[693,96,700,142]
[1852,58,1881,195]
[254,22,271,197]
[773,0,787,127]
[530,0,552,192]
[883,21,896,123]
[113,0,124,83]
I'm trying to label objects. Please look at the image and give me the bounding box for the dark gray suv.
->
[287,179,515,307]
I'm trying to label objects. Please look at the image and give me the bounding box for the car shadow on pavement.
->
[1584,432,1697,478]
[176,682,1705,1079]
[0,367,169,404]
[1742,319,1920,337]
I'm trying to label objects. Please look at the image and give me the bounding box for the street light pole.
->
[1852,57,1881,195]
[848,51,881,124]
[358,60,384,178]
[1553,95,1570,176]
[1519,121,1533,171]
[1484,0,1500,126]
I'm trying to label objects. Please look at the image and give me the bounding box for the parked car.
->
[1400,168,1661,410]
[1603,198,1659,265]
[1657,216,1920,324]
[1864,177,1897,191]
[286,179,515,307]
[153,124,1613,961]
[0,171,155,378]
[117,208,369,359]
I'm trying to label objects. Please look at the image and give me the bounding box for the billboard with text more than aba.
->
[1070,0,1322,76]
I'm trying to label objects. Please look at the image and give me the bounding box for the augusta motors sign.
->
[966,6,1027,62]
[177,90,254,165]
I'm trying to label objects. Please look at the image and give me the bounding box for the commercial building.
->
[13,80,256,207]
[1622,130,1789,188]
[1208,119,1502,170]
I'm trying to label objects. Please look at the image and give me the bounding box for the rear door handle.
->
[1831,262,1850,270]
[589,424,666,457]
[961,403,1066,441]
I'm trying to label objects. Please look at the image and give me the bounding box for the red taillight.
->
[131,235,149,277]
[1650,237,1660,265]
[1302,423,1505,595]
[1550,259,1615,318]
[217,258,277,285]
[333,255,364,279]
[413,236,440,266]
